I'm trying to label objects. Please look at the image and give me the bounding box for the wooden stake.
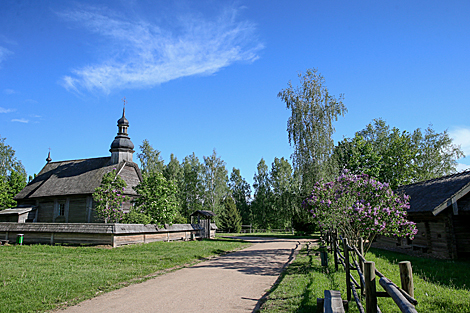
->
[343,238,351,302]
[364,261,377,313]
[399,261,414,298]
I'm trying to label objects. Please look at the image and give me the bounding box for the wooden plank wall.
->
[68,197,88,223]
[1,227,200,247]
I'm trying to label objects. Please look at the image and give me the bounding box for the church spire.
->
[110,98,134,164]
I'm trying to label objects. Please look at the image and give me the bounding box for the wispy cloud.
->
[58,5,263,94]
[450,127,470,157]
[0,107,14,113]
[3,89,16,95]
[12,118,29,123]
[0,46,13,66]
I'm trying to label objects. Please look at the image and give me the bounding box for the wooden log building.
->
[374,171,470,259]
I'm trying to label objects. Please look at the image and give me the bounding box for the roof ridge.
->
[45,156,111,164]
[398,170,470,188]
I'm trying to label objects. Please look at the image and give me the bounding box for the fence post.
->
[359,237,365,296]
[333,231,338,271]
[343,238,351,302]
[364,261,377,313]
[399,261,414,298]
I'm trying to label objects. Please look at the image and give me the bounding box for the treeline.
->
[0,136,27,210]
[136,140,309,231]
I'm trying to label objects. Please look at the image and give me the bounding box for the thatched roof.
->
[14,157,142,200]
[397,171,470,216]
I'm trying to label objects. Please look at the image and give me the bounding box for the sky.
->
[1,0,469,186]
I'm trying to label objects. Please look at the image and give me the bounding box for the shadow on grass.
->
[368,248,470,290]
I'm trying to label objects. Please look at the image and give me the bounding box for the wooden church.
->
[9,108,142,223]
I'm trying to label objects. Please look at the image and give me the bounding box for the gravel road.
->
[62,237,312,313]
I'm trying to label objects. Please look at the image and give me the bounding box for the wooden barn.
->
[374,171,470,259]
[1,108,142,224]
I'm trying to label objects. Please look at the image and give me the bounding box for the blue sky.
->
[1,0,469,186]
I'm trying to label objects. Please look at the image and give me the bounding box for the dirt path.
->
[62,237,314,313]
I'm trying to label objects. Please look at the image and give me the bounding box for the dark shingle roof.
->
[190,210,216,217]
[397,171,470,215]
[14,157,141,200]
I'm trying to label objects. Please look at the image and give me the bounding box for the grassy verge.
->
[260,245,470,312]
[0,239,250,313]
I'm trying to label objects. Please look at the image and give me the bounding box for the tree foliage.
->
[137,139,164,177]
[251,158,272,228]
[92,169,130,223]
[304,171,418,252]
[278,68,347,193]
[0,136,27,210]
[180,153,205,220]
[133,171,179,226]
[335,119,465,189]
[219,196,242,233]
[202,150,229,221]
[229,168,252,225]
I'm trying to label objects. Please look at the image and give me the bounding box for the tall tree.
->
[0,136,27,210]
[270,157,297,229]
[137,139,164,177]
[251,158,272,228]
[219,196,242,233]
[163,153,183,183]
[412,126,465,181]
[202,150,229,220]
[181,153,205,220]
[229,168,252,225]
[278,68,347,194]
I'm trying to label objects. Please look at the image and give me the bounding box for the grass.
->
[260,245,470,312]
[0,238,250,313]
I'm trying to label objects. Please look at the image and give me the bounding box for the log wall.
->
[0,223,205,247]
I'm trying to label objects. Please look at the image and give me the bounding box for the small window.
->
[59,203,65,216]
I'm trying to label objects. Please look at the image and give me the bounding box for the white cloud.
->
[0,107,14,113]
[11,118,29,123]
[456,162,470,172]
[3,89,16,94]
[450,127,470,157]
[0,46,13,65]
[58,6,263,94]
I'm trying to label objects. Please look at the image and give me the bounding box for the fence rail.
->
[322,231,418,313]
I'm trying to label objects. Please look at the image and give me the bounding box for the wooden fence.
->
[319,232,418,313]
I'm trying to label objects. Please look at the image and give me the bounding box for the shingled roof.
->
[14,157,141,200]
[396,170,470,216]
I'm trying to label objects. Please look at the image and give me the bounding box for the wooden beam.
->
[379,277,417,313]
[324,290,345,313]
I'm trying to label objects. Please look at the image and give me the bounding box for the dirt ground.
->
[61,237,315,313]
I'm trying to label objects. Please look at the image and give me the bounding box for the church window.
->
[59,203,65,216]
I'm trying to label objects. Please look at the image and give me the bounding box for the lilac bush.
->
[304,170,417,252]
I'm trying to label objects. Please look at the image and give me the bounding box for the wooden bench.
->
[316,290,346,313]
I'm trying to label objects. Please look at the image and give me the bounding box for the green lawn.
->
[0,239,250,313]
[260,245,470,312]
